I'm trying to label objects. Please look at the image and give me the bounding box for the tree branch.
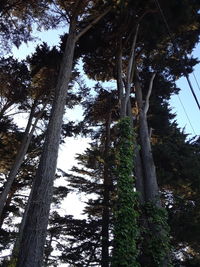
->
[116,39,124,102]
[126,24,140,87]
[144,73,156,115]
[124,24,140,109]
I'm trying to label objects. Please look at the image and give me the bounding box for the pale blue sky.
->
[170,45,200,137]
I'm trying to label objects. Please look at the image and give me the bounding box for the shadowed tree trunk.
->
[16,5,111,266]
[134,70,170,266]
[134,71,160,206]
[16,24,77,267]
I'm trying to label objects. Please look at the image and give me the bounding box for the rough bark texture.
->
[135,149,146,204]
[101,113,111,267]
[16,24,76,267]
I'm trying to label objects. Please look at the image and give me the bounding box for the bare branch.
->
[126,24,140,86]
[124,24,140,109]
[116,39,124,102]
[144,73,156,115]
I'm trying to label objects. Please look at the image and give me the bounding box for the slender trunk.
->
[127,98,145,204]
[0,185,17,228]
[0,101,37,221]
[101,112,111,267]
[116,40,125,118]
[135,76,160,206]
[16,24,77,267]
[134,73,170,266]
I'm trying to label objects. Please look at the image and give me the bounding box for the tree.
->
[78,0,200,264]
[0,0,59,52]
[16,3,112,265]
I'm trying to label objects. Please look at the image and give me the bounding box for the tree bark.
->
[16,23,77,267]
[127,99,146,204]
[16,6,112,266]
[135,73,160,206]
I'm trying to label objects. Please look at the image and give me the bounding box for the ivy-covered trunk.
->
[111,117,139,267]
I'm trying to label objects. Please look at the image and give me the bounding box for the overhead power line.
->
[192,72,200,92]
[177,95,196,135]
[153,0,200,111]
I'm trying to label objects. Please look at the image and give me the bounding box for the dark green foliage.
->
[44,211,102,266]
[112,117,139,267]
[0,57,30,108]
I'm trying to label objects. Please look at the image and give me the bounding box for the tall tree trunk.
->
[135,72,170,266]
[16,7,111,266]
[101,112,111,267]
[127,99,146,204]
[16,24,77,267]
[135,73,160,206]
[0,100,37,221]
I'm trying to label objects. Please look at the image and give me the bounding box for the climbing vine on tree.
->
[112,117,140,267]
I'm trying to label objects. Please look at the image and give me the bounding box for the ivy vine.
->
[111,117,140,267]
[144,202,172,267]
